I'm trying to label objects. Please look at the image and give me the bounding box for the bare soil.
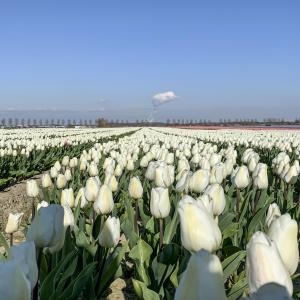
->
[0,176,135,299]
[0,175,43,244]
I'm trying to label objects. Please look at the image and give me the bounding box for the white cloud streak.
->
[152,91,178,106]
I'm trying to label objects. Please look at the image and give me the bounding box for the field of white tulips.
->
[0,127,134,188]
[0,127,299,300]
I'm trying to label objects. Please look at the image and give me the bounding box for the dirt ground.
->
[0,175,43,243]
[0,176,135,299]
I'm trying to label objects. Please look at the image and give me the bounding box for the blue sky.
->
[0,0,300,121]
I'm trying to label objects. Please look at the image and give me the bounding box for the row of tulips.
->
[0,127,135,188]
[0,127,299,299]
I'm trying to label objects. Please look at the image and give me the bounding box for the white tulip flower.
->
[267,213,299,275]
[178,195,222,252]
[150,187,170,219]
[93,184,114,215]
[175,250,226,300]
[246,231,293,296]
[5,212,24,234]
[98,216,120,248]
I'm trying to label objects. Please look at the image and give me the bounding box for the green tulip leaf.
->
[222,250,246,281]
[132,279,160,300]
[129,239,153,285]
[97,242,128,295]
[247,206,268,239]
[227,276,248,300]
[163,209,179,244]
[157,243,181,265]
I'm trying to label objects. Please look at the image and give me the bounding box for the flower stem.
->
[134,201,139,235]
[31,198,36,220]
[252,189,261,215]
[10,233,13,246]
[159,219,164,249]
[236,188,240,215]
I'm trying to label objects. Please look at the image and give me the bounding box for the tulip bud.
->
[75,187,88,208]
[26,180,39,198]
[69,157,78,168]
[178,196,222,252]
[114,164,123,177]
[64,169,72,181]
[54,160,61,172]
[178,158,190,173]
[145,161,157,180]
[204,184,226,217]
[209,163,225,184]
[61,188,75,208]
[41,173,53,188]
[8,241,38,289]
[105,175,118,192]
[284,165,298,184]
[126,159,135,171]
[105,163,115,176]
[165,153,174,164]
[98,216,120,247]
[267,214,299,275]
[5,212,24,234]
[175,250,226,300]
[84,177,100,202]
[197,194,213,216]
[189,169,210,193]
[26,204,65,252]
[253,163,268,190]
[37,200,49,211]
[88,162,98,177]
[280,163,290,179]
[175,170,192,193]
[93,184,114,215]
[56,174,67,189]
[155,165,174,188]
[140,156,149,167]
[0,260,31,300]
[209,153,221,166]
[199,157,210,170]
[80,160,87,171]
[62,156,69,167]
[50,166,58,178]
[62,205,75,230]
[265,203,281,228]
[128,177,143,199]
[231,165,250,189]
[224,158,234,176]
[246,231,293,296]
[150,187,170,219]
[248,156,258,173]
[191,153,200,164]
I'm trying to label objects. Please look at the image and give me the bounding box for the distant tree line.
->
[1,116,300,128]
